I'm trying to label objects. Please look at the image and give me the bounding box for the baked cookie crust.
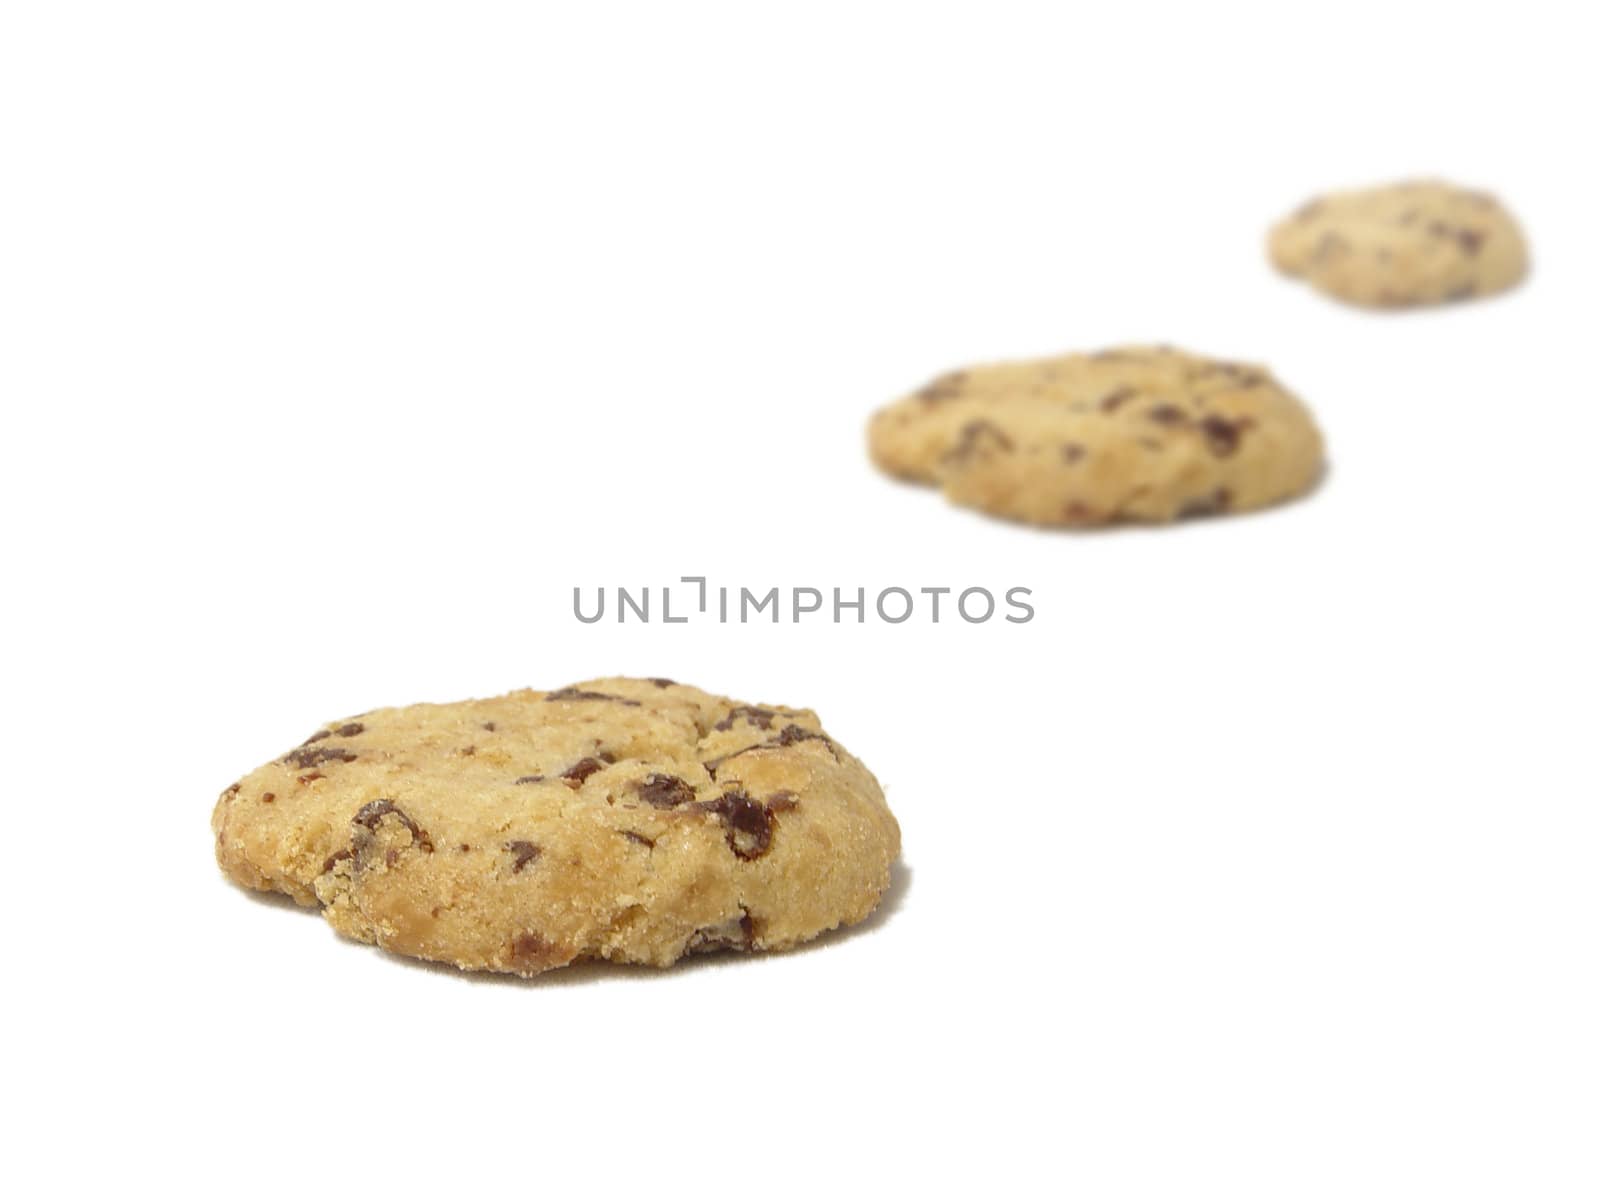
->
[868,345,1324,527]
[1268,180,1528,308]
[212,678,900,977]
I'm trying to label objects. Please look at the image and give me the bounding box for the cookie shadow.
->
[369,859,914,989]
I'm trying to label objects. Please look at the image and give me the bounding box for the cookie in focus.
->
[1268,179,1528,308]
[868,345,1325,527]
[212,678,901,977]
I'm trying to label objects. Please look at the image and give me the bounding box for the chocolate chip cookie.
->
[868,345,1324,527]
[1268,180,1528,307]
[212,679,900,977]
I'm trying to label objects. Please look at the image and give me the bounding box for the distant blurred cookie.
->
[1269,180,1528,308]
[213,678,900,977]
[869,346,1324,527]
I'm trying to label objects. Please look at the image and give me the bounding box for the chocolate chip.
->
[773,724,837,755]
[942,419,1014,464]
[1197,414,1253,457]
[352,799,433,852]
[505,840,541,873]
[647,678,676,688]
[1420,219,1486,256]
[514,774,546,785]
[774,724,830,750]
[352,799,398,828]
[544,686,640,707]
[765,790,799,813]
[1313,231,1350,260]
[704,724,839,776]
[561,756,610,787]
[694,788,776,860]
[686,906,758,953]
[1098,386,1137,412]
[635,774,696,808]
[1145,404,1188,426]
[508,930,565,971]
[298,771,324,784]
[261,792,275,804]
[301,722,362,746]
[512,931,550,955]
[321,847,353,874]
[714,705,777,732]
[282,745,358,769]
[1063,500,1098,523]
[512,932,549,955]
[1060,442,1087,464]
[482,721,497,732]
[1178,487,1234,518]
[620,830,655,848]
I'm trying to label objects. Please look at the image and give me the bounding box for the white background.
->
[4,2,1596,1196]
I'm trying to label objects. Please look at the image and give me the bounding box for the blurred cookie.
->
[213,678,900,976]
[1269,180,1528,307]
[869,345,1324,526]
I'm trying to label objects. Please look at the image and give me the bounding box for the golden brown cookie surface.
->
[212,678,900,976]
[868,346,1324,527]
[1268,180,1528,307]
